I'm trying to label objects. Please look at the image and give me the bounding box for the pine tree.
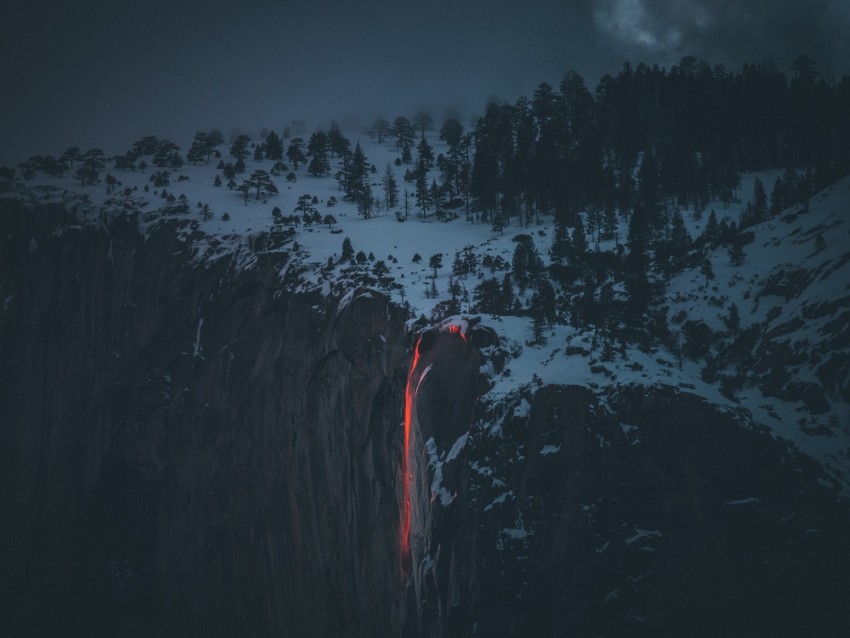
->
[382,164,398,209]
[532,279,557,325]
[769,176,783,216]
[571,215,588,259]
[415,161,430,217]
[62,146,81,170]
[265,131,284,161]
[153,140,182,168]
[500,273,514,312]
[728,242,746,266]
[511,235,544,289]
[341,237,354,262]
[724,302,740,336]
[700,258,714,287]
[417,135,434,170]
[244,169,277,200]
[188,132,212,165]
[344,142,369,202]
[491,210,505,235]
[294,194,316,218]
[550,221,572,265]
[373,260,390,285]
[439,117,464,147]
[413,111,434,136]
[703,210,719,246]
[429,253,443,279]
[369,118,391,142]
[307,131,330,177]
[403,189,411,220]
[287,138,306,170]
[230,135,250,161]
[74,148,106,186]
[744,177,767,226]
[472,277,503,314]
[431,180,445,221]
[356,183,374,219]
[328,121,351,157]
[669,209,692,269]
[391,117,415,153]
[531,314,546,345]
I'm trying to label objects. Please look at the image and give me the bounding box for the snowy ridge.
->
[4,136,849,488]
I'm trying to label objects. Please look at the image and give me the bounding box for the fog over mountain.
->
[2,0,848,165]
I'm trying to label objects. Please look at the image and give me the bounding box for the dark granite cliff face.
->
[2,201,849,637]
[0,201,410,636]
[408,380,850,637]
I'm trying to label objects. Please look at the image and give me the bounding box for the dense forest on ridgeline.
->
[466,55,850,227]
[6,55,850,345]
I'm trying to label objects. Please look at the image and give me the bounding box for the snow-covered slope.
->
[666,178,850,485]
[3,136,849,488]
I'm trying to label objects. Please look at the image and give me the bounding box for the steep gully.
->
[2,201,850,636]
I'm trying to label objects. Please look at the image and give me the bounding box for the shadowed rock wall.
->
[0,201,409,637]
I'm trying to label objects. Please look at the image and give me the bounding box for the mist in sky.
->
[2,0,848,165]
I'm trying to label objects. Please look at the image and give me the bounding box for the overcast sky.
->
[2,0,848,165]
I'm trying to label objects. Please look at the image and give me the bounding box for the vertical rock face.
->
[0,202,409,636]
[405,379,850,637]
[403,327,491,638]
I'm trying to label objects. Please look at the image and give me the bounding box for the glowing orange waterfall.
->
[402,336,422,559]
[447,324,468,342]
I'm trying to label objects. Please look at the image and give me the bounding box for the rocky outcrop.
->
[403,325,494,638]
[407,380,850,637]
[0,201,410,636]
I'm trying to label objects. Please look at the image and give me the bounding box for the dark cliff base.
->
[0,202,409,636]
[2,202,849,637]
[438,385,850,637]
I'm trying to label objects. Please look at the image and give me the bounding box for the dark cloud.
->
[1,0,847,165]
[593,0,850,76]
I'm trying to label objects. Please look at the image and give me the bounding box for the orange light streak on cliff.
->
[402,336,422,559]
[447,324,468,342]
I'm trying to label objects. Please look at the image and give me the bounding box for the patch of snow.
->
[446,432,469,461]
[484,491,513,512]
[193,317,204,358]
[625,528,663,544]
[512,398,532,419]
[502,526,531,539]
[723,497,760,506]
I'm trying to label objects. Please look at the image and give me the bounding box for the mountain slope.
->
[2,135,849,635]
